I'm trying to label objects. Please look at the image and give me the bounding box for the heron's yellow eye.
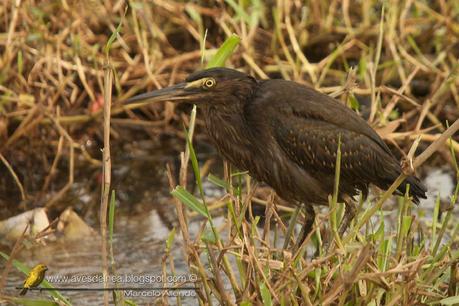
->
[203,78,216,89]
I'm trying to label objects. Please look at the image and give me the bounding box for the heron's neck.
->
[202,101,254,169]
[202,101,249,140]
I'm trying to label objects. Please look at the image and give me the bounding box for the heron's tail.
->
[397,175,427,205]
[19,288,28,296]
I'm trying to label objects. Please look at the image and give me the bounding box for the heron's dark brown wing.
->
[252,79,395,158]
[272,116,399,191]
[248,79,402,196]
[244,78,426,202]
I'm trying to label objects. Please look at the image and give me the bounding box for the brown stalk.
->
[44,113,75,209]
[322,244,372,305]
[100,64,113,306]
[0,153,26,201]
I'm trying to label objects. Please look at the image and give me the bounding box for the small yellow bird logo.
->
[20,264,48,296]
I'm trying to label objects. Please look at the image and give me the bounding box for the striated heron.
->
[127,67,427,246]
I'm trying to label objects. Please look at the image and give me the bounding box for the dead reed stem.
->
[100,64,113,306]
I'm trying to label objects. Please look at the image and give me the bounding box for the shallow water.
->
[2,211,198,304]
[0,137,212,305]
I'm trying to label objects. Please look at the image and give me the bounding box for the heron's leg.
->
[292,205,316,253]
[338,198,357,236]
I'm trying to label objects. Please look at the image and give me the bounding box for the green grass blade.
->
[166,227,176,252]
[206,34,241,68]
[103,8,126,56]
[208,173,230,190]
[439,295,459,305]
[202,225,217,244]
[108,190,116,244]
[431,194,440,252]
[11,298,59,306]
[170,186,209,218]
[184,121,204,198]
[330,134,344,249]
[17,50,23,76]
[260,281,273,306]
[223,0,251,24]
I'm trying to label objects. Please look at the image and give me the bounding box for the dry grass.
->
[0,0,459,305]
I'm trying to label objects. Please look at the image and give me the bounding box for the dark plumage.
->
[127,67,427,241]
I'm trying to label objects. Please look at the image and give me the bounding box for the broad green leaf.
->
[260,282,272,306]
[170,186,209,218]
[439,296,459,305]
[201,225,217,244]
[206,34,240,68]
[349,94,360,111]
[124,299,138,306]
[208,173,229,190]
[358,55,367,80]
[17,50,23,76]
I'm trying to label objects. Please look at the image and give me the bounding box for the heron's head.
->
[126,67,257,106]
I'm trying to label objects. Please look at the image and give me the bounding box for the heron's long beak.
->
[126,82,200,106]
